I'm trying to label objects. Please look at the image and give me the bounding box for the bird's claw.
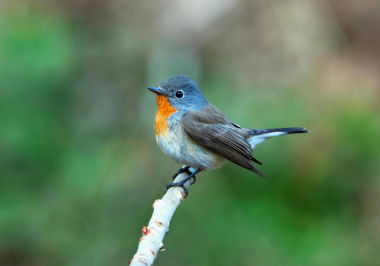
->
[172,166,192,181]
[165,182,189,198]
[165,168,201,198]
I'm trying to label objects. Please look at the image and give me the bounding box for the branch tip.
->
[152,199,160,207]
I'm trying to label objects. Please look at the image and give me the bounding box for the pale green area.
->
[1,2,380,266]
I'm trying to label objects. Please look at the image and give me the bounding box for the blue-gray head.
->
[148,76,208,111]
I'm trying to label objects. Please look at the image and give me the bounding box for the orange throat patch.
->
[154,95,177,136]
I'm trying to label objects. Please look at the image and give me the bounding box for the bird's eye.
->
[175,91,184,98]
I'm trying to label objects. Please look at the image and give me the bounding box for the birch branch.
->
[129,168,195,266]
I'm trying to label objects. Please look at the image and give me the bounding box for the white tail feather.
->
[247,132,287,149]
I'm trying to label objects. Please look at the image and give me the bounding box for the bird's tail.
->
[247,127,309,149]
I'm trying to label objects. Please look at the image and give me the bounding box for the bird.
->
[148,75,309,197]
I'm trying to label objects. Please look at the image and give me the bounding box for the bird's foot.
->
[172,166,192,180]
[166,179,189,198]
[165,168,201,198]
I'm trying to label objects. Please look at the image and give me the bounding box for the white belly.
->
[156,125,226,170]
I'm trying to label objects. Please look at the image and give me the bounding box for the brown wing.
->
[181,105,265,178]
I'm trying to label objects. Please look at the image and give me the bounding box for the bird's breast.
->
[154,95,178,136]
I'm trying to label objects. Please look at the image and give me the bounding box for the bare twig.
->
[129,168,195,266]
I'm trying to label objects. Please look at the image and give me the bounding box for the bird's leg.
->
[172,166,192,180]
[165,168,202,198]
[172,166,197,184]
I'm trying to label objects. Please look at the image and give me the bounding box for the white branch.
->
[129,168,195,266]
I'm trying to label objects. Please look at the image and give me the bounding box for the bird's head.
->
[148,75,207,111]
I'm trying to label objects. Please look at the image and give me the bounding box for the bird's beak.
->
[148,87,166,96]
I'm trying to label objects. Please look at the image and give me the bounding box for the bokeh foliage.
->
[1,1,380,265]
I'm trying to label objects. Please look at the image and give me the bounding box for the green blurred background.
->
[1,0,380,265]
